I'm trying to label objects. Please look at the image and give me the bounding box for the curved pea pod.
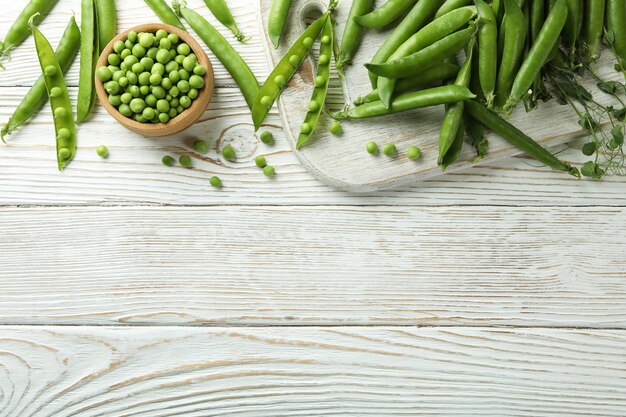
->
[377,6,477,108]
[439,42,474,167]
[252,13,329,131]
[366,27,476,79]
[0,0,60,65]
[435,0,473,18]
[296,21,333,150]
[465,100,579,177]
[337,0,374,69]
[582,0,605,62]
[473,0,498,107]
[203,0,247,42]
[355,62,460,105]
[268,0,294,48]
[96,0,117,52]
[144,0,186,30]
[1,17,80,142]
[368,0,441,87]
[29,17,77,171]
[337,85,476,119]
[606,0,626,73]
[76,0,99,125]
[505,0,568,112]
[494,0,527,108]
[355,0,418,29]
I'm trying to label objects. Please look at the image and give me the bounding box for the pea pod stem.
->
[1,17,80,142]
[337,85,476,120]
[0,0,60,66]
[268,0,293,48]
[337,0,374,69]
[144,0,186,31]
[203,0,247,42]
[76,0,99,125]
[355,0,418,29]
[465,100,579,176]
[29,15,77,171]
[251,13,330,131]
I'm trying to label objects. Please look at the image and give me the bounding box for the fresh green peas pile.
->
[96,29,207,124]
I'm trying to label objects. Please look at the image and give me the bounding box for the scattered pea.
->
[96,145,109,159]
[179,155,193,168]
[263,165,276,177]
[162,155,176,166]
[330,121,342,135]
[255,155,267,167]
[260,131,274,144]
[407,145,422,160]
[210,176,223,188]
[193,139,209,154]
[222,145,236,161]
[366,141,378,154]
[383,143,397,157]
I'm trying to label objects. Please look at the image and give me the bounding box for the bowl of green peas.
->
[95,23,214,137]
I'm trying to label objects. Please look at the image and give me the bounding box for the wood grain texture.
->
[1,326,625,417]
[0,206,624,327]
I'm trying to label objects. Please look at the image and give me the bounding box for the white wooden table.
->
[1,1,625,416]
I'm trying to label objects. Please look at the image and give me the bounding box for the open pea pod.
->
[252,12,330,131]
[296,19,333,150]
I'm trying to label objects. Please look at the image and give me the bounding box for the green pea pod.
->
[0,0,60,65]
[439,42,474,166]
[473,0,498,107]
[368,0,441,87]
[1,17,80,142]
[465,100,579,177]
[366,27,476,79]
[76,0,99,125]
[435,0,473,18]
[355,0,418,29]
[505,0,568,112]
[174,1,260,110]
[268,0,293,48]
[338,85,476,119]
[296,21,333,150]
[337,0,374,68]
[495,0,527,108]
[96,0,117,52]
[203,0,247,42]
[29,16,77,171]
[582,0,605,62]
[440,118,465,170]
[562,0,582,57]
[606,0,626,72]
[356,62,460,105]
[377,6,477,108]
[252,13,329,131]
[144,0,186,31]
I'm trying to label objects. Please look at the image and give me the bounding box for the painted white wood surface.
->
[1,326,626,417]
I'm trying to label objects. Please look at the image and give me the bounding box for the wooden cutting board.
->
[257,0,621,192]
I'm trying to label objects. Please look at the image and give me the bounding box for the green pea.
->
[132,44,146,59]
[124,39,133,49]
[139,85,150,96]
[150,73,163,86]
[50,87,62,98]
[303,37,313,48]
[289,54,300,67]
[130,98,146,113]
[308,101,320,112]
[152,63,165,76]
[114,40,125,54]
[118,77,129,88]
[188,88,198,99]
[44,65,57,77]
[161,77,173,90]
[192,139,209,154]
[162,155,176,166]
[123,55,139,68]
[193,65,206,76]
[260,96,272,107]
[318,54,329,65]
[189,74,204,89]
[366,141,378,155]
[330,121,342,135]
[107,65,120,73]
[183,55,197,72]
[159,37,172,50]
[139,33,154,48]
[166,94,173,102]
[314,76,325,87]
[156,99,170,113]
[120,48,131,59]
[263,165,276,177]
[383,143,397,157]
[169,70,180,83]
[159,112,170,123]
[168,107,178,118]
[222,145,236,161]
[170,98,180,108]
[121,93,133,104]
[260,131,274,144]
[119,104,133,117]
[126,72,138,85]
[58,127,70,140]
[54,107,67,119]
[108,53,121,66]
[210,176,222,188]
[156,29,168,41]
[179,155,193,168]
[165,61,179,73]
[134,114,146,123]
[177,42,191,56]
[58,147,71,160]
[167,33,179,44]
[301,123,312,134]
[177,80,190,93]
[112,70,125,81]
[321,35,330,44]
[138,72,151,85]
[178,69,190,81]
[96,145,109,159]
[180,96,192,108]
[274,74,286,87]
[147,47,158,60]
[407,145,422,160]
[127,31,138,43]
[108,94,122,106]
[140,57,154,71]
[174,55,185,65]
[156,49,171,64]
[142,107,156,120]
[255,155,267,167]
[176,105,184,114]
[170,86,180,97]
[105,81,120,95]
[145,94,158,108]
[97,66,113,82]
[131,62,144,74]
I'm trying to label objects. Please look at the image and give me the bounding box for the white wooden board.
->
[258,0,624,191]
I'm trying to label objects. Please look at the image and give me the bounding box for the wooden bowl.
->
[95,23,214,137]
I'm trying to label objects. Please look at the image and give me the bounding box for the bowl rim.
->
[95,23,214,137]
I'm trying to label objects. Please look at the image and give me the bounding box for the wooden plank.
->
[0,206,624,327]
[1,326,625,416]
